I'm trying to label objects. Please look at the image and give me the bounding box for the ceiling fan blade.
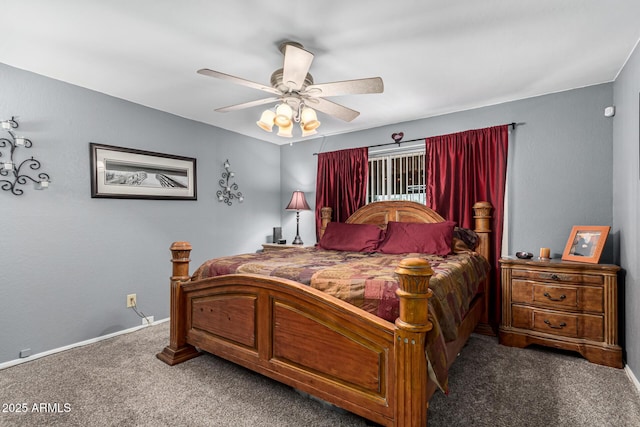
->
[215,97,281,113]
[303,77,384,97]
[305,97,360,122]
[281,44,314,92]
[197,68,281,96]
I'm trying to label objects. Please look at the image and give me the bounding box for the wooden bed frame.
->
[157,200,493,426]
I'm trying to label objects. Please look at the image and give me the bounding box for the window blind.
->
[367,151,425,204]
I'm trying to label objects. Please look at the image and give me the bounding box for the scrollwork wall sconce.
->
[217,159,243,205]
[0,116,51,196]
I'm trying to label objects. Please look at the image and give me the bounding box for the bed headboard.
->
[319,200,492,262]
[320,201,446,237]
[347,200,445,227]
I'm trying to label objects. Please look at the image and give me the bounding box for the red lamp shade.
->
[286,190,310,211]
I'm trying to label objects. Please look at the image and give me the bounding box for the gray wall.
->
[613,43,640,374]
[0,63,281,364]
[282,84,615,265]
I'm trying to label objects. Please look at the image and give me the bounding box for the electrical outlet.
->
[127,293,137,308]
[142,316,154,326]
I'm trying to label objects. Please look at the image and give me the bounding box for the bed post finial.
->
[170,241,192,280]
[472,201,492,265]
[473,201,492,232]
[394,257,433,427]
[157,241,201,366]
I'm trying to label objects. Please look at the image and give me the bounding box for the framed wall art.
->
[561,225,610,264]
[90,143,197,200]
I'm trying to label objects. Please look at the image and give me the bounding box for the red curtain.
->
[425,125,509,326]
[315,147,368,240]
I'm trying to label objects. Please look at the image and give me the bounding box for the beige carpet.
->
[1,322,639,426]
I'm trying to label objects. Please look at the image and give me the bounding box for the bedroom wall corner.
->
[612,37,640,376]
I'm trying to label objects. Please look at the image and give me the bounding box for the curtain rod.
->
[312,122,517,155]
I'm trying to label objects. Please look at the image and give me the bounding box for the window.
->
[367,151,426,204]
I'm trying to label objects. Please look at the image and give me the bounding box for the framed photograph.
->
[90,143,196,200]
[561,225,610,264]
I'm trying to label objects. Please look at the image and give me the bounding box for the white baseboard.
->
[0,317,169,371]
[625,363,640,395]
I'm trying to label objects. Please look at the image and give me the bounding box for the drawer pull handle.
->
[550,274,560,281]
[543,292,566,302]
[544,319,567,329]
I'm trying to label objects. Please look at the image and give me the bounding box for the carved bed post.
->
[473,201,493,334]
[156,241,201,366]
[472,201,492,261]
[394,258,434,427]
[319,206,333,240]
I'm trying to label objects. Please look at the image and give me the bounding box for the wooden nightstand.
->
[261,243,311,252]
[499,257,622,368]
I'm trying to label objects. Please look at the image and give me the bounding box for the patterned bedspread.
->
[192,247,489,392]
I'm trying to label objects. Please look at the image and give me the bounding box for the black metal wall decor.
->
[0,116,50,196]
[217,159,243,205]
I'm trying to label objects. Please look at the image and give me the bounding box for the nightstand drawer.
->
[512,306,603,341]
[512,279,603,312]
[512,269,603,285]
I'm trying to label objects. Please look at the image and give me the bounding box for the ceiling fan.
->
[197,41,384,137]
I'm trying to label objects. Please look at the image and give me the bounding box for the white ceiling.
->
[2,1,640,145]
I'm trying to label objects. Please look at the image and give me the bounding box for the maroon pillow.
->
[378,221,456,255]
[318,222,384,252]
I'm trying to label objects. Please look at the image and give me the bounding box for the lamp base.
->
[292,235,303,245]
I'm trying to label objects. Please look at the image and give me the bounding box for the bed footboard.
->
[158,244,434,427]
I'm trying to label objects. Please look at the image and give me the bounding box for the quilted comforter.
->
[192,246,489,391]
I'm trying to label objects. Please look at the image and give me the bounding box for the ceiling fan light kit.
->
[256,110,276,132]
[276,121,293,138]
[300,107,320,131]
[274,103,294,127]
[198,41,384,139]
[259,98,321,137]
